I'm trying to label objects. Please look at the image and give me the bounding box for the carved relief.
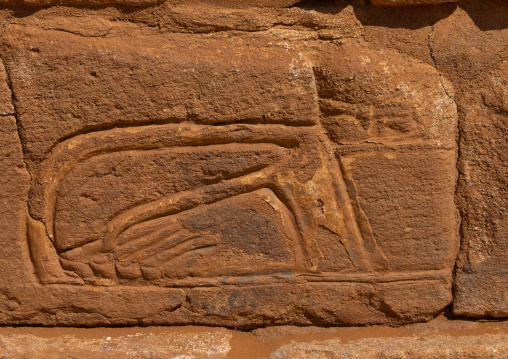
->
[1,26,457,292]
[27,121,391,285]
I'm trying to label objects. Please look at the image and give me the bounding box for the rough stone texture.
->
[352,0,508,318]
[0,0,503,327]
[427,0,508,318]
[0,0,465,8]
[0,317,506,358]
[371,0,460,6]
[0,12,459,326]
[0,0,467,8]
[0,328,233,358]
[453,59,508,317]
[0,0,305,8]
[271,334,508,358]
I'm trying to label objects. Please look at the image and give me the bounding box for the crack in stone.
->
[425,9,463,292]
[452,96,467,296]
[427,8,437,68]
[0,56,31,184]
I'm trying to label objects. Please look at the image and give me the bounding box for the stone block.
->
[0,18,458,326]
[454,59,508,317]
[371,0,460,5]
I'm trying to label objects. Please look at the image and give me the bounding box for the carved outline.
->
[26,122,389,284]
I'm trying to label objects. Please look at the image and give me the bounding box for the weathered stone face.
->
[371,0,460,5]
[0,16,460,326]
[0,0,464,7]
[0,0,504,327]
[453,59,508,317]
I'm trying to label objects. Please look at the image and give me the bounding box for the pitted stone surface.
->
[371,0,460,5]
[0,0,504,326]
[0,19,459,326]
[0,317,506,358]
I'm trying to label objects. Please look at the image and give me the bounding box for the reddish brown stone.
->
[0,0,307,7]
[0,0,505,327]
[453,59,508,317]
[0,14,460,326]
[424,0,508,317]
[371,0,459,5]
[350,0,508,319]
[0,317,506,358]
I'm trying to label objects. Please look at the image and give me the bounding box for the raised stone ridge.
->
[0,0,462,7]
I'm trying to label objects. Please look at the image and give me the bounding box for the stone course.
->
[0,0,505,340]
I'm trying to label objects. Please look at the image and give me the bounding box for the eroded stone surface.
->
[0,317,506,358]
[453,59,508,318]
[0,12,459,326]
[0,0,464,7]
[0,328,233,358]
[0,0,504,326]
[371,0,460,6]
[348,0,508,318]
[0,0,307,7]
[270,334,508,358]
[422,0,508,318]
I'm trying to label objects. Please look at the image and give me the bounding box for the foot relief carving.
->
[0,0,505,327]
[0,25,456,301]
[27,122,389,285]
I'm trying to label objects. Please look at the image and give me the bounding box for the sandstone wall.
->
[0,0,505,326]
